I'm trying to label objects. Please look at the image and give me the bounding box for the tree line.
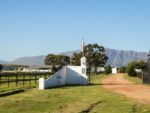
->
[45,43,108,74]
[119,60,146,77]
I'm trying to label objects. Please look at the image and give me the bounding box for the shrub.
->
[126,61,146,77]
[105,65,112,75]
[119,66,126,73]
[126,65,136,77]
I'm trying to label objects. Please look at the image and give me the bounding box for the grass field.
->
[124,74,143,84]
[1,74,150,113]
[0,81,37,94]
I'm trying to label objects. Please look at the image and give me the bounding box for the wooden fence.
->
[0,72,53,87]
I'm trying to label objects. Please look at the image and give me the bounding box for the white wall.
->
[39,66,88,90]
[112,67,117,74]
[66,66,88,85]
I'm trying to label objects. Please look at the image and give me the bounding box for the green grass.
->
[0,74,48,93]
[124,73,143,84]
[0,81,37,94]
[0,74,150,113]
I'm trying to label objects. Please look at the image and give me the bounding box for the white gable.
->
[39,66,88,89]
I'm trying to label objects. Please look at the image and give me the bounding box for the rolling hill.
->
[10,55,45,66]
[0,60,8,64]
[61,48,148,67]
[0,49,148,67]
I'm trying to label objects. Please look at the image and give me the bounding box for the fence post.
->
[29,74,31,84]
[16,73,18,86]
[23,73,25,85]
[8,74,9,87]
[0,74,1,88]
[35,74,37,84]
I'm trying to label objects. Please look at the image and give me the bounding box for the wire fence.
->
[0,72,53,88]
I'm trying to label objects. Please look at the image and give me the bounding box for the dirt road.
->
[102,74,150,104]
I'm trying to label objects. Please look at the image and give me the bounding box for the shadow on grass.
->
[45,83,135,90]
[46,84,90,89]
[46,83,103,89]
[79,100,106,113]
[89,83,135,86]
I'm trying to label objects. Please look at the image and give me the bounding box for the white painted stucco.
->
[112,67,117,74]
[39,57,88,90]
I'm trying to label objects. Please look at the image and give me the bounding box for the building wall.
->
[112,67,117,74]
[39,66,88,90]
[44,67,66,88]
[66,66,88,85]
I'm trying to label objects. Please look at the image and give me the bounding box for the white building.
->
[112,67,117,74]
[97,67,105,73]
[90,67,105,73]
[39,56,88,90]
[22,66,52,72]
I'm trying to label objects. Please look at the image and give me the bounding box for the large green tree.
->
[119,66,126,73]
[126,60,146,77]
[104,65,112,75]
[71,43,108,73]
[45,54,70,66]
[71,53,82,66]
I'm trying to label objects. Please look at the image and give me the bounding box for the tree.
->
[126,61,146,77]
[104,65,112,75]
[51,65,57,73]
[126,65,136,77]
[71,53,82,66]
[45,54,70,67]
[45,54,70,66]
[71,43,108,73]
[119,66,126,73]
[138,60,146,69]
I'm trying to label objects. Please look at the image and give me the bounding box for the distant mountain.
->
[61,50,80,57]
[0,60,7,64]
[0,48,148,67]
[60,50,80,57]
[106,49,148,67]
[10,55,45,66]
[61,48,148,67]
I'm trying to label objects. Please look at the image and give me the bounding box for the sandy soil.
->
[102,74,150,104]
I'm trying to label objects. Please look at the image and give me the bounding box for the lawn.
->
[124,73,143,84]
[0,74,150,113]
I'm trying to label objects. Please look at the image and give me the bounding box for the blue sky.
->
[0,0,150,61]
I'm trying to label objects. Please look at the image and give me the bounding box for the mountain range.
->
[0,48,148,67]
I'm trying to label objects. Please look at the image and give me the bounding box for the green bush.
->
[105,65,112,75]
[126,65,136,77]
[126,61,146,77]
[119,66,126,73]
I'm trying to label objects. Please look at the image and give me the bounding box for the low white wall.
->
[39,78,45,90]
[39,66,88,90]
[66,66,88,85]
[44,67,66,88]
[112,67,117,74]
